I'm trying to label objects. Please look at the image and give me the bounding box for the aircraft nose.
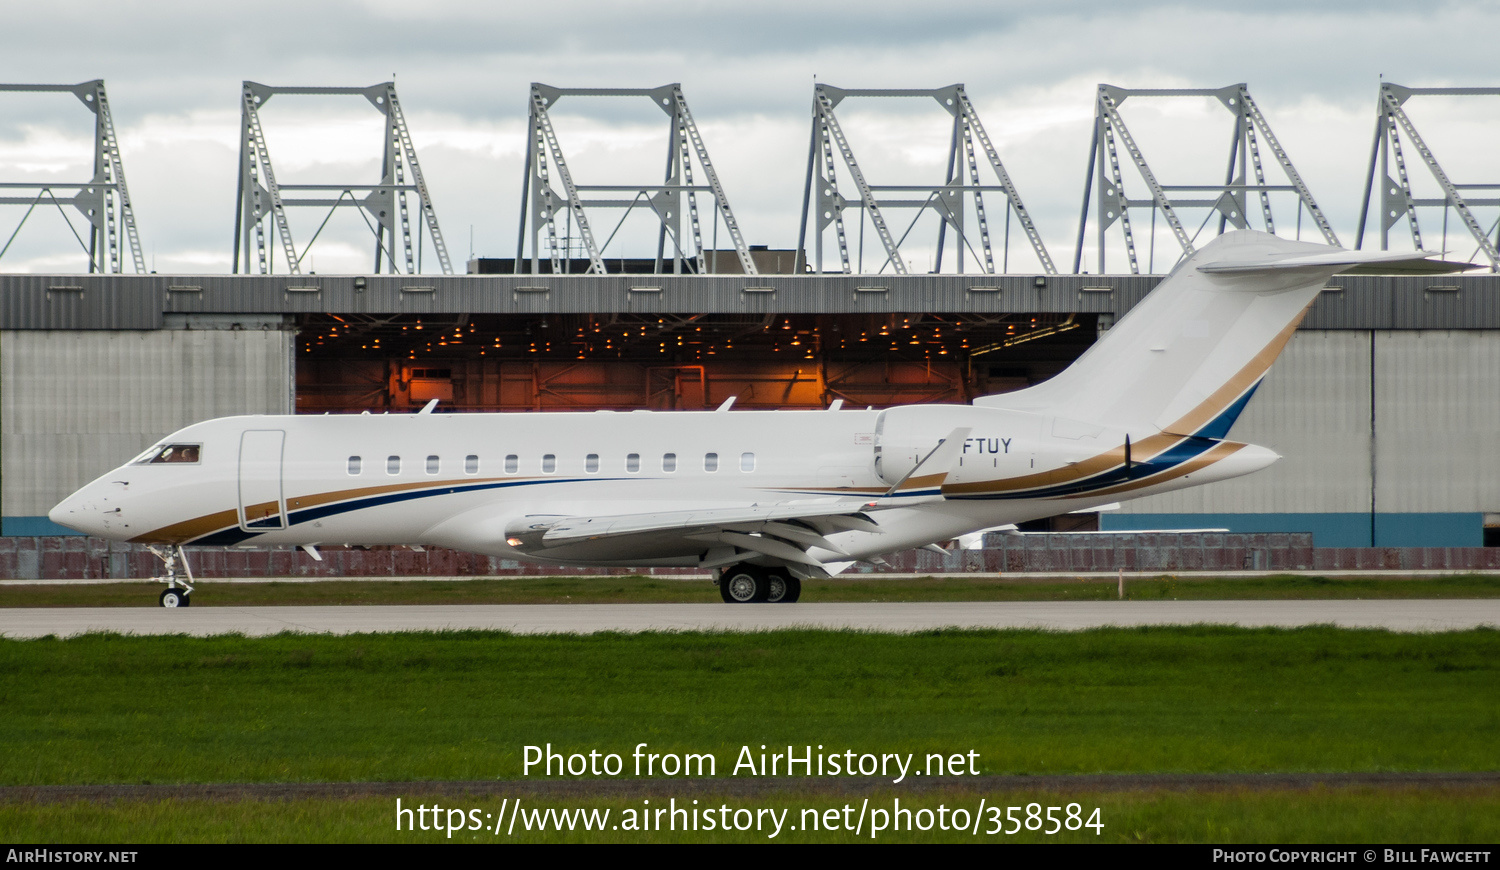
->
[50,494,83,529]
[49,492,103,536]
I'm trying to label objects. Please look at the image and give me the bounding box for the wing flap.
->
[540,502,882,546]
[685,530,826,566]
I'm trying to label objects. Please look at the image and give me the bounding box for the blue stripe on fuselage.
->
[1191,379,1262,440]
[193,477,614,546]
[948,435,1221,501]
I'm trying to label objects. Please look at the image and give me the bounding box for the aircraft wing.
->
[511,426,976,571]
[540,502,884,543]
[511,502,887,569]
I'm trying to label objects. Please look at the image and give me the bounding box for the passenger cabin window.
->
[387,455,401,475]
[347,456,362,475]
[426,455,440,474]
[586,453,599,473]
[741,452,755,472]
[141,444,202,464]
[626,453,640,473]
[542,454,556,473]
[662,453,677,472]
[465,455,479,474]
[505,454,519,474]
[704,452,719,472]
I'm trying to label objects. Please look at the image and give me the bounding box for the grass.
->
[1,627,1497,787]
[3,572,1500,607]
[4,786,1498,843]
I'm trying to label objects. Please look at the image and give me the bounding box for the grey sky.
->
[2,0,1498,273]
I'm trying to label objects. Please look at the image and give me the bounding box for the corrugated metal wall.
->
[1,328,293,518]
[1376,330,1500,513]
[1120,330,1373,514]
[1121,329,1500,517]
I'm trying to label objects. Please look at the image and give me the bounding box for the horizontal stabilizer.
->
[973,231,1464,437]
[1198,248,1475,276]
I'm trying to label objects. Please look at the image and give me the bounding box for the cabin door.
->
[238,430,286,531]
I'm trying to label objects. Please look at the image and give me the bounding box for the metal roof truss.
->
[231,81,452,276]
[796,84,1055,276]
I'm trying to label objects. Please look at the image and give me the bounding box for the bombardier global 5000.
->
[50,231,1460,605]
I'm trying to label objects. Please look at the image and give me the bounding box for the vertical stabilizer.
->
[975,231,1447,438]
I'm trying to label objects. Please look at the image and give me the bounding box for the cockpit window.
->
[136,443,202,464]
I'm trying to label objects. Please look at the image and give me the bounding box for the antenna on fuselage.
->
[418,399,438,415]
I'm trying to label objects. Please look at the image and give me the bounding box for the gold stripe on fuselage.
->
[129,314,1307,547]
[1159,300,1311,436]
[944,303,1310,498]
[1060,440,1246,500]
[131,476,531,544]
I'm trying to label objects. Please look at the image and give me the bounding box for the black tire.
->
[779,576,802,603]
[159,588,188,608]
[719,567,767,603]
[765,571,800,603]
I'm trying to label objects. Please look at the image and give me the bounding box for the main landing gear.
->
[147,544,195,608]
[718,565,801,604]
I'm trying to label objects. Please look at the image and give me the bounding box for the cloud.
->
[2,1,1498,272]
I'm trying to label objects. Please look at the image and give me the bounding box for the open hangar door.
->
[293,311,1098,414]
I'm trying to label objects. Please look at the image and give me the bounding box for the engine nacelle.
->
[874,405,1049,485]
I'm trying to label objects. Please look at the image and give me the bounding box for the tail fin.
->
[976,231,1460,437]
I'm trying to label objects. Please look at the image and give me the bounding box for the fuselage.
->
[49,403,1275,568]
[51,231,1455,577]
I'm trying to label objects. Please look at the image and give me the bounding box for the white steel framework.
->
[232,81,452,275]
[516,83,756,276]
[0,80,145,274]
[1076,84,1337,275]
[796,84,1054,276]
[1356,82,1500,272]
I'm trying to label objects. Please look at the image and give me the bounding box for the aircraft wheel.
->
[719,567,767,603]
[159,588,189,608]
[765,572,801,603]
[778,576,801,604]
[765,573,788,603]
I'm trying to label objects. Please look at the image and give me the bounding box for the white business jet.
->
[49,232,1458,606]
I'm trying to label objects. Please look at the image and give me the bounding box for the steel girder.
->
[232,81,452,276]
[1076,83,1337,275]
[795,84,1054,276]
[516,83,756,276]
[0,80,145,274]
[1356,82,1500,272]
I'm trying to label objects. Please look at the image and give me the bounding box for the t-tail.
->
[976,231,1467,439]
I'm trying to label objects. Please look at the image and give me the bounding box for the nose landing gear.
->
[717,565,802,604]
[147,545,195,607]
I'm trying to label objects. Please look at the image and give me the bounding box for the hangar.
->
[2,77,1498,567]
[3,267,1497,552]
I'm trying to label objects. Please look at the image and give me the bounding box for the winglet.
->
[882,427,971,497]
